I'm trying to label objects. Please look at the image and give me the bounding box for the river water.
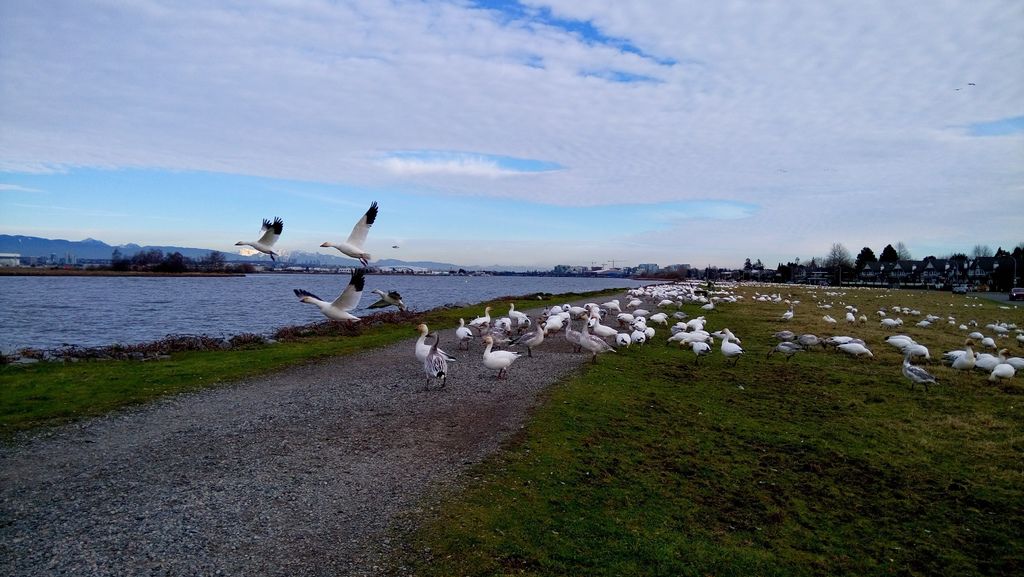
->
[0,274,650,352]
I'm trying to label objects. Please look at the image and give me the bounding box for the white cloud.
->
[0,184,44,193]
[1,0,1022,266]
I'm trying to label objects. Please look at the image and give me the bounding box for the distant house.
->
[858,262,883,283]
[919,258,946,286]
[967,257,998,285]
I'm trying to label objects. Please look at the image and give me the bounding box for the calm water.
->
[0,274,650,352]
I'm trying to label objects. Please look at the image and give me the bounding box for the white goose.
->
[482,335,521,379]
[690,340,712,363]
[989,350,1015,383]
[455,318,474,350]
[415,323,456,363]
[293,268,365,322]
[948,340,976,371]
[720,334,744,365]
[580,321,617,363]
[236,217,283,260]
[320,201,378,266]
[469,306,493,330]
[586,315,618,340]
[837,343,873,358]
[508,303,530,328]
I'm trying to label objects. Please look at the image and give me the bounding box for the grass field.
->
[0,288,618,436]
[3,283,1021,574]
[401,285,1023,576]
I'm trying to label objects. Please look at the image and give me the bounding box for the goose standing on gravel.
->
[903,352,937,392]
[564,318,584,352]
[482,335,521,379]
[455,318,474,350]
[368,289,406,311]
[510,324,545,357]
[423,333,448,389]
[469,306,493,330]
[293,268,366,322]
[236,217,283,260]
[320,201,378,266]
[415,323,456,363]
[508,303,530,329]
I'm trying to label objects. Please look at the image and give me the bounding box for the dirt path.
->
[0,295,628,576]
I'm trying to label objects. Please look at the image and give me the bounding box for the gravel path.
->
[0,295,627,576]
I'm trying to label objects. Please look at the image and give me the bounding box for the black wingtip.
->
[272,217,283,234]
[294,288,321,300]
[365,202,378,227]
[350,268,367,292]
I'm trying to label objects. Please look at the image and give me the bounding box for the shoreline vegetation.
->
[3,282,1020,575]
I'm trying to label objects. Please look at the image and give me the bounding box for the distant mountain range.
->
[0,235,538,272]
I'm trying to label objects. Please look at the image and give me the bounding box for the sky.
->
[1,0,1022,269]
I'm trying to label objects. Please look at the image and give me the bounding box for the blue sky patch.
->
[966,115,1024,136]
[470,0,676,67]
[382,150,563,174]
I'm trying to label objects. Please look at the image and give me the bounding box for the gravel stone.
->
[0,294,628,576]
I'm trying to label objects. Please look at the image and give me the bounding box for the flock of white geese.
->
[413,282,1022,391]
[760,287,1022,391]
[413,282,755,389]
[235,205,1021,391]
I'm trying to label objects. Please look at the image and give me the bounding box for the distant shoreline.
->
[0,268,244,277]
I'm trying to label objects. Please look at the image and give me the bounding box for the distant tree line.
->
[753,240,1023,289]
[110,249,252,273]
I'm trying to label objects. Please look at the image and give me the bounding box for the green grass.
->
[0,289,621,436]
[403,287,1024,576]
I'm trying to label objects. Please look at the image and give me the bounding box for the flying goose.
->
[236,217,283,260]
[321,201,378,266]
[368,289,406,311]
[293,268,366,322]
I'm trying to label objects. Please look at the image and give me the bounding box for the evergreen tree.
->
[854,246,877,271]
[879,244,899,262]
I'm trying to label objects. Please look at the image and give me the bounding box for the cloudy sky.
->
[1,0,1022,268]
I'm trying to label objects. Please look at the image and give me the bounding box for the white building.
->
[0,253,21,267]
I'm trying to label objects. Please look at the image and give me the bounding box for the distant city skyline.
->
[2,1,1022,267]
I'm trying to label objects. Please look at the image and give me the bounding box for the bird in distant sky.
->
[968,82,976,86]
[321,201,378,266]
[235,217,283,260]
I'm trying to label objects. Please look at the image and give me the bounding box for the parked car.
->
[952,285,969,294]
[1010,287,1024,301]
